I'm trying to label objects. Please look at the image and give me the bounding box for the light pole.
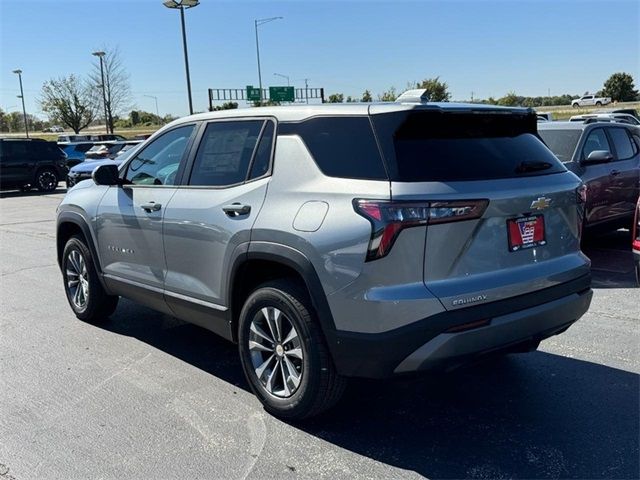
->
[144,95,161,124]
[254,16,283,104]
[294,77,310,104]
[163,0,198,115]
[12,69,29,138]
[92,51,110,134]
[273,72,289,86]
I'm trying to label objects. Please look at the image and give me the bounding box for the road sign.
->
[246,86,261,102]
[269,86,295,102]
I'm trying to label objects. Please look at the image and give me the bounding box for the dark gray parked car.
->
[538,121,640,232]
[56,101,592,419]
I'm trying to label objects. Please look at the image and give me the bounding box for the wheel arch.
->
[57,212,105,280]
[227,242,338,351]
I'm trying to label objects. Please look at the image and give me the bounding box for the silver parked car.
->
[56,100,592,419]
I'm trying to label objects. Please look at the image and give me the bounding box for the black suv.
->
[0,138,67,192]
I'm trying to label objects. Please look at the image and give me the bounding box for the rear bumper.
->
[329,274,592,378]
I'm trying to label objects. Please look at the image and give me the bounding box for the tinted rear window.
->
[279,117,387,180]
[372,110,565,181]
[538,129,582,162]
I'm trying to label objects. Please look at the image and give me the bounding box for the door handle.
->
[141,202,162,212]
[609,169,621,176]
[222,203,251,216]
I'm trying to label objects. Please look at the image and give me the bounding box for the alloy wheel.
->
[248,306,304,398]
[38,171,57,191]
[66,250,89,309]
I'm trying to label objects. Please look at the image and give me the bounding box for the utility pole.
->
[92,52,109,134]
[12,69,29,138]
[254,17,283,105]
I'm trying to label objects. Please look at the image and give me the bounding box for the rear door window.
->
[372,110,565,181]
[188,120,264,187]
[608,128,635,160]
[582,128,611,159]
[248,121,275,180]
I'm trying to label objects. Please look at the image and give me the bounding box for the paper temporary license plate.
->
[507,215,546,251]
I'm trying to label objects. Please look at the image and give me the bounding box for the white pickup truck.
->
[571,94,612,108]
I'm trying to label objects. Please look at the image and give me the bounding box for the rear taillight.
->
[576,185,587,238]
[354,199,488,261]
[633,200,640,250]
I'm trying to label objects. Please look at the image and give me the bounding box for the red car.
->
[633,197,640,285]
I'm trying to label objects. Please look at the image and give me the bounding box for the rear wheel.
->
[596,101,602,107]
[62,235,118,322]
[238,279,346,420]
[35,168,58,192]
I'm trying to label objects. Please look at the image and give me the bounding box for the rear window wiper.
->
[516,161,553,173]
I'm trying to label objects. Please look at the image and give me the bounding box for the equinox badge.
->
[530,196,552,211]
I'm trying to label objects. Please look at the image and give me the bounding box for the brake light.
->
[354,199,488,261]
[576,185,587,239]
[633,200,640,251]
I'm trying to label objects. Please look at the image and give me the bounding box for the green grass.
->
[28,127,160,142]
[535,101,640,120]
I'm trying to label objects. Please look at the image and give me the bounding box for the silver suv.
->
[56,102,593,419]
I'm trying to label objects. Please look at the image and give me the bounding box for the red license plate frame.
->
[507,215,546,252]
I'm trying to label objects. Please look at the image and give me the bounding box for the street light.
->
[273,72,290,86]
[12,69,29,138]
[163,0,199,115]
[254,16,283,104]
[92,51,110,134]
[144,95,161,124]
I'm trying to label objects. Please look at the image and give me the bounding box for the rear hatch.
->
[370,105,590,311]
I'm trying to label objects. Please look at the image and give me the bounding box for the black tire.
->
[238,279,346,420]
[572,103,579,108]
[596,101,602,107]
[62,235,118,322]
[35,168,58,192]
[635,262,640,287]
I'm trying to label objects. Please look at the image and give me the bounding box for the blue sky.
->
[1,0,638,119]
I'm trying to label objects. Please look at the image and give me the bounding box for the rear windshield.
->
[538,129,582,162]
[372,110,566,181]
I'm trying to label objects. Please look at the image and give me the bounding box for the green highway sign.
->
[269,86,295,102]
[246,85,261,102]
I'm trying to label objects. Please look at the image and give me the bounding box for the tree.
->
[210,101,238,111]
[327,93,344,103]
[361,90,373,102]
[40,75,98,133]
[497,91,519,106]
[602,72,639,102]
[416,77,451,102]
[378,86,397,102]
[89,47,132,134]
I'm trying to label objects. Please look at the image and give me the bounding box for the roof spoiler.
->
[395,89,430,104]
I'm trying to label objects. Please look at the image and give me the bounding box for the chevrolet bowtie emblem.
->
[530,196,552,210]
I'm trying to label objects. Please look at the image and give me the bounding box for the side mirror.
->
[582,150,614,165]
[92,163,120,186]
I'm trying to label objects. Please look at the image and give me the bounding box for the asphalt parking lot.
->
[0,187,638,480]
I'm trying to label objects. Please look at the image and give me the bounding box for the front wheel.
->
[572,103,579,108]
[238,280,346,420]
[62,235,119,322]
[36,168,58,192]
